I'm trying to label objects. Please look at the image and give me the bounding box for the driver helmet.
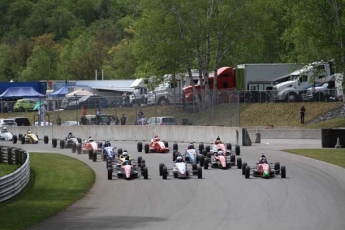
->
[68,132,72,136]
[188,143,194,149]
[2,127,7,132]
[155,135,160,141]
[27,129,32,134]
[176,156,183,162]
[104,140,111,147]
[217,150,223,155]
[88,137,93,142]
[123,150,128,157]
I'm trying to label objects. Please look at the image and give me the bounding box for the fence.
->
[0,146,30,203]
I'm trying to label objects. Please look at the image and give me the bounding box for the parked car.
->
[0,118,17,127]
[9,117,31,126]
[13,99,37,112]
[82,114,113,125]
[61,121,80,126]
[66,96,108,110]
[147,116,177,125]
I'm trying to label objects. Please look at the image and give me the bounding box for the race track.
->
[7,139,345,230]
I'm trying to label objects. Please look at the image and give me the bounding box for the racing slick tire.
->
[159,163,164,176]
[173,150,177,161]
[21,136,25,144]
[275,162,280,174]
[52,138,57,148]
[164,141,169,148]
[71,143,77,153]
[192,163,197,173]
[235,145,240,155]
[237,157,242,169]
[162,167,168,179]
[97,142,103,149]
[206,152,212,159]
[281,166,286,178]
[108,169,113,180]
[77,137,82,143]
[12,135,17,144]
[226,143,232,150]
[117,148,123,156]
[141,160,146,170]
[93,152,97,162]
[137,142,143,152]
[242,162,247,175]
[173,143,178,151]
[206,145,210,152]
[199,143,204,152]
[230,154,235,163]
[137,156,142,165]
[245,166,250,178]
[144,144,149,153]
[88,150,93,160]
[199,155,205,167]
[143,167,148,179]
[18,134,23,140]
[60,140,65,149]
[201,149,207,157]
[77,144,82,154]
[204,159,209,170]
[197,166,202,179]
[44,135,49,144]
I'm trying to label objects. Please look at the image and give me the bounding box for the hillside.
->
[2,102,344,129]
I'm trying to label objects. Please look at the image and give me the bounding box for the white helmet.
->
[2,127,7,132]
[176,156,183,162]
[88,138,93,142]
[217,150,223,155]
[123,151,128,156]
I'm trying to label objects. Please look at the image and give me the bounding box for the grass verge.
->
[0,153,95,230]
[285,149,345,168]
[0,163,18,177]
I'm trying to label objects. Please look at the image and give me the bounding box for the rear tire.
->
[60,140,65,149]
[204,159,209,169]
[275,162,280,174]
[97,142,102,148]
[197,167,202,179]
[226,143,232,150]
[242,162,247,175]
[52,138,57,148]
[237,157,242,169]
[199,143,204,152]
[164,141,169,147]
[77,137,82,143]
[21,136,25,144]
[137,156,142,165]
[192,163,197,171]
[137,142,143,152]
[77,144,82,154]
[159,163,164,176]
[44,136,49,144]
[162,167,168,179]
[173,150,177,161]
[93,152,97,162]
[199,155,205,167]
[235,145,240,155]
[230,154,235,163]
[88,150,93,160]
[71,143,77,153]
[117,148,123,156]
[245,166,250,178]
[144,144,149,153]
[108,170,112,180]
[12,135,17,144]
[173,143,178,151]
[143,167,148,179]
[206,145,210,152]
[281,166,286,178]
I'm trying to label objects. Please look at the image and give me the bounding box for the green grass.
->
[0,153,95,230]
[1,101,343,128]
[285,149,345,168]
[0,163,18,177]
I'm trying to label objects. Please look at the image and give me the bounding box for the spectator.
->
[138,110,144,119]
[82,106,87,116]
[38,105,46,126]
[96,108,102,124]
[114,116,119,125]
[121,114,126,125]
[300,105,306,124]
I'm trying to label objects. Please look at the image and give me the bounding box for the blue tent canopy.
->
[50,85,69,97]
[0,87,46,98]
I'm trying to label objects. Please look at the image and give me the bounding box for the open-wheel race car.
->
[159,156,202,179]
[242,161,286,179]
[204,142,240,156]
[203,149,242,170]
[107,155,148,180]
[53,135,83,153]
[0,127,17,143]
[137,138,171,154]
[17,130,49,144]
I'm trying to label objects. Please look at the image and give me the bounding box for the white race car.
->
[0,128,17,143]
[159,159,202,179]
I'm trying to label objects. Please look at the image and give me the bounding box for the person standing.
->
[300,105,306,124]
[96,108,102,125]
[121,114,126,125]
[38,105,46,126]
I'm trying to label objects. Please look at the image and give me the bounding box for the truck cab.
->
[271,61,334,102]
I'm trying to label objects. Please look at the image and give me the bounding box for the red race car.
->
[242,161,286,179]
[137,138,169,153]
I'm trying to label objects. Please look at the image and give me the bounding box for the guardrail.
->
[0,146,30,203]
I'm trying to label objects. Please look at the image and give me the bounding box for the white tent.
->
[65,88,96,98]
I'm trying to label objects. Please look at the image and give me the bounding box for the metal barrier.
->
[0,146,30,203]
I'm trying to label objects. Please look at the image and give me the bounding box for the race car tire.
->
[237,157,242,169]
[137,142,143,152]
[18,134,23,140]
[206,152,212,159]
[93,152,97,162]
[12,135,17,144]
[60,140,65,149]
[144,144,149,153]
[199,143,204,152]
[173,143,178,151]
[275,162,280,174]
[98,142,103,148]
[77,144,82,154]
[77,137,82,143]
[230,154,235,163]
[197,166,202,179]
[71,143,77,153]
[159,163,164,176]
[227,143,232,150]
[44,135,49,144]
[201,149,207,157]
[118,148,123,156]
[206,145,210,152]
[108,170,112,180]
[164,141,169,148]
[143,167,148,179]
[199,155,205,167]
[192,163,197,172]
[162,167,168,179]
[88,150,93,160]
[204,159,209,170]
[281,166,286,178]
[245,166,250,178]
[52,138,57,148]
[242,162,247,175]
[235,145,240,155]
[137,156,142,165]
[21,136,25,144]
[173,150,177,161]
[141,160,146,170]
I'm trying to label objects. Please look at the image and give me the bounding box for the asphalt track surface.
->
[7,139,345,230]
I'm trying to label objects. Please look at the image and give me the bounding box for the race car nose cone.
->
[263,171,269,178]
